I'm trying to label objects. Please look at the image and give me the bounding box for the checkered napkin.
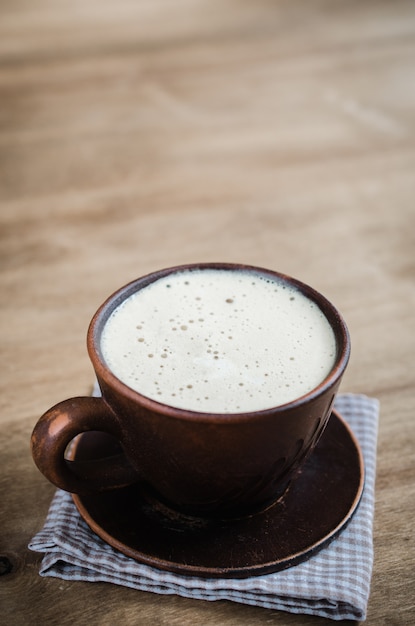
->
[29,394,378,621]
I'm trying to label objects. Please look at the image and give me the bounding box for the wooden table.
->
[1,1,414,623]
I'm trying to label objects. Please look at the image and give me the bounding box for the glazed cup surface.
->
[31,263,350,518]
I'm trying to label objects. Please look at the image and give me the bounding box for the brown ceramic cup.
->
[31,263,350,518]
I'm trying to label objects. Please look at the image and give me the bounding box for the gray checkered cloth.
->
[29,394,378,621]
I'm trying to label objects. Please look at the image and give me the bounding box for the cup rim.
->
[87,262,350,422]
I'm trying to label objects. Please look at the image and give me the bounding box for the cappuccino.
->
[100,268,336,413]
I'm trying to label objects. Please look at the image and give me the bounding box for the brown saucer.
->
[71,409,364,578]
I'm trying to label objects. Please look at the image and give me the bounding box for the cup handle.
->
[31,396,138,494]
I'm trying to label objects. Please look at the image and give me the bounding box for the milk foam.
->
[100,269,337,413]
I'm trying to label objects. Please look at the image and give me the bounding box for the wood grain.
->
[1,1,414,624]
